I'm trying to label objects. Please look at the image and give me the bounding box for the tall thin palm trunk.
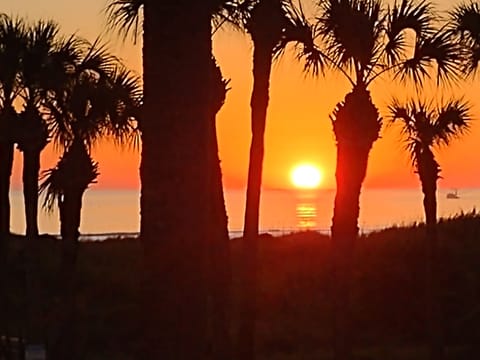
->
[23,147,43,346]
[140,2,212,358]
[330,86,380,360]
[0,139,14,239]
[240,43,273,360]
[22,148,40,238]
[419,158,443,360]
[0,139,13,341]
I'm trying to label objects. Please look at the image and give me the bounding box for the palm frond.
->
[385,0,434,66]
[213,0,254,33]
[318,0,382,72]
[433,98,472,146]
[102,65,142,145]
[78,38,118,78]
[273,0,327,75]
[105,0,144,43]
[388,97,472,169]
[40,140,99,212]
[0,15,28,104]
[449,2,480,75]
[394,28,463,85]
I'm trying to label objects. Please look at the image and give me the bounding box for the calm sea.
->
[9,188,480,238]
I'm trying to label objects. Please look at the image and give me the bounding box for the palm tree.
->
[40,44,141,359]
[105,1,235,358]
[218,1,317,358]
[302,0,462,358]
[0,16,26,239]
[15,21,82,241]
[0,16,27,342]
[11,22,87,346]
[389,98,472,360]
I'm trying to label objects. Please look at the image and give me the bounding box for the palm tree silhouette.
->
[301,0,461,358]
[389,98,472,360]
[16,21,82,242]
[40,42,141,358]
[218,0,317,358]
[105,2,238,357]
[0,16,26,239]
[0,14,27,347]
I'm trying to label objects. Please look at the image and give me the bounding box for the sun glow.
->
[290,164,323,189]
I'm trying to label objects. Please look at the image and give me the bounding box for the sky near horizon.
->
[4,0,480,190]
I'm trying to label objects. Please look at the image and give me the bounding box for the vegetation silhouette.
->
[298,0,462,358]
[0,16,25,345]
[37,39,141,358]
[389,97,472,359]
[217,1,318,358]
[106,1,238,358]
[3,213,480,358]
[0,16,25,241]
[2,0,480,359]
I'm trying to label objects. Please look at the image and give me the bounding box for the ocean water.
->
[9,188,480,237]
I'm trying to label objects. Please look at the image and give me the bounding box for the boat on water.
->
[446,189,460,199]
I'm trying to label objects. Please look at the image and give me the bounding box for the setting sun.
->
[290,164,323,189]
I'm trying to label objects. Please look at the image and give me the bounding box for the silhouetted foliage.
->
[389,97,472,359]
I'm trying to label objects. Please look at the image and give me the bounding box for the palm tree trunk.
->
[207,58,232,359]
[208,122,232,359]
[0,141,13,238]
[0,140,13,354]
[331,142,370,360]
[240,44,273,360]
[140,2,212,358]
[421,174,444,360]
[22,148,40,238]
[22,148,43,347]
[330,86,380,360]
[50,188,83,360]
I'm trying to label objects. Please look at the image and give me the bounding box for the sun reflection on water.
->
[296,202,317,229]
[295,191,319,229]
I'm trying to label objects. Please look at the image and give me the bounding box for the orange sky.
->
[6,0,480,190]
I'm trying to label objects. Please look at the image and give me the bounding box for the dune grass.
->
[1,212,480,359]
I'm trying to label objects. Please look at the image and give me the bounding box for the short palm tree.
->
[302,0,462,358]
[0,16,26,239]
[39,43,141,358]
[389,98,472,360]
[16,20,81,242]
[41,43,140,276]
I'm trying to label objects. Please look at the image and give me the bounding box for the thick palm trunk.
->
[140,2,212,358]
[419,162,444,360]
[22,148,40,238]
[208,61,232,360]
[0,142,13,238]
[330,86,380,360]
[209,124,232,359]
[50,189,83,360]
[240,44,273,360]
[331,144,368,360]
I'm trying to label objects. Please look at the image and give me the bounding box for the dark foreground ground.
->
[1,212,480,359]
